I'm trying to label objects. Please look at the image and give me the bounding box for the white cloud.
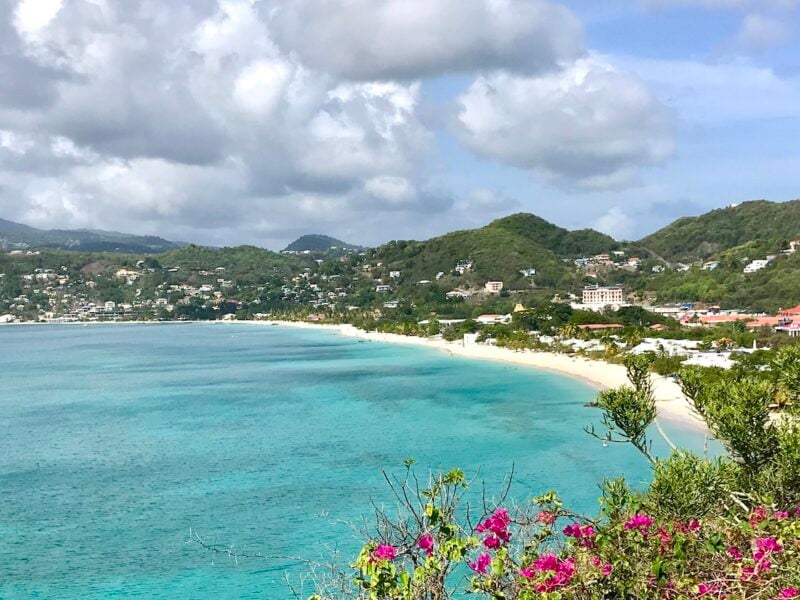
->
[736,13,793,49]
[593,206,633,240]
[267,0,585,80]
[13,0,63,40]
[454,57,674,190]
[0,0,441,244]
[233,59,294,119]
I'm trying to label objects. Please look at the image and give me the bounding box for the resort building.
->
[582,285,624,308]
[744,259,771,273]
[485,281,504,294]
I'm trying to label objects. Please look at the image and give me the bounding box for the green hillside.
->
[489,213,618,257]
[0,217,183,253]
[639,199,800,262]
[370,214,613,289]
[284,234,361,252]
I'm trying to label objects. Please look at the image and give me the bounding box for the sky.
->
[0,0,798,249]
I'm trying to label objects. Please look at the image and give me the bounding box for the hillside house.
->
[485,281,504,294]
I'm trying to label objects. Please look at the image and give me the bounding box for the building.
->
[744,259,771,274]
[582,285,624,308]
[375,285,391,293]
[777,323,800,337]
[476,314,511,325]
[519,268,536,277]
[485,281,504,294]
[702,261,719,271]
[389,270,401,279]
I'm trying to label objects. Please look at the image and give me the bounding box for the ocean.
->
[0,323,701,598]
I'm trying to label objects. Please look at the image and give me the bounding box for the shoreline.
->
[253,320,707,431]
[2,318,706,431]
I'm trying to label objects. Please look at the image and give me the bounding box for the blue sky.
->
[1,0,798,247]
[422,0,800,239]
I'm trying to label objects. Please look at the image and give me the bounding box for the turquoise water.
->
[0,323,698,598]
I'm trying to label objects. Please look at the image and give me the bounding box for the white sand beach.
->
[254,320,707,432]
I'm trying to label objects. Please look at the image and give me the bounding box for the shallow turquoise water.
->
[0,323,699,598]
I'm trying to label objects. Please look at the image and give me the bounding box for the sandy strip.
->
[252,320,707,432]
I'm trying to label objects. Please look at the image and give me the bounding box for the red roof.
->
[698,314,754,324]
[746,316,784,329]
[780,304,800,316]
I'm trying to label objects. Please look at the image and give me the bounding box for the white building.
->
[476,314,511,325]
[485,281,504,294]
[519,268,536,277]
[582,285,624,308]
[389,270,401,279]
[744,259,771,274]
[375,285,391,293]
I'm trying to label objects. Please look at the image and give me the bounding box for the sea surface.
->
[0,323,706,599]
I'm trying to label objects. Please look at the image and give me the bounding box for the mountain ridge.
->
[0,217,184,254]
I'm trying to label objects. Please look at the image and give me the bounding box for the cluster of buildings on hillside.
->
[574,251,642,276]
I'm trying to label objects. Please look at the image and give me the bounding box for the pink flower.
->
[519,567,534,578]
[535,510,556,525]
[470,553,491,574]
[657,528,672,544]
[688,519,701,531]
[563,522,595,548]
[774,511,789,520]
[750,507,768,526]
[754,536,783,558]
[726,546,743,560]
[778,589,799,599]
[418,534,434,557]
[624,513,654,532]
[697,582,722,597]
[372,544,397,562]
[477,508,511,548]
[601,563,613,577]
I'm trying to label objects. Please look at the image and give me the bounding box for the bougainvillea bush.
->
[309,350,800,599]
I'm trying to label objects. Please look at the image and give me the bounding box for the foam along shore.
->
[252,320,706,431]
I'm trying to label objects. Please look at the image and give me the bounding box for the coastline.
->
[2,318,705,431]
[252,320,707,431]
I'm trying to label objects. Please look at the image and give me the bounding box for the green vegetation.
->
[640,199,800,262]
[0,217,182,253]
[305,352,800,599]
[283,234,363,252]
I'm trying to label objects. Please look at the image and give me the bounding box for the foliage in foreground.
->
[309,351,800,599]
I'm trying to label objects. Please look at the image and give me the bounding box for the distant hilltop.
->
[283,234,365,253]
[0,217,184,254]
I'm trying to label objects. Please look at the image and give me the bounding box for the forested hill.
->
[489,213,618,257]
[0,217,183,254]
[283,234,362,252]
[638,199,800,262]
[370,213,616,290]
